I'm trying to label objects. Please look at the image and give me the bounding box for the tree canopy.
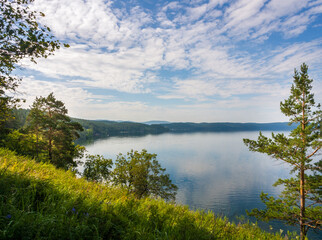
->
[82,154,113,183]
[0,0,64,132]
[26,93,84,170]
[243,63,321,239]
[112,149,178,201]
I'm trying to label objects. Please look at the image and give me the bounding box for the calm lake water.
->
[82,131,320,239]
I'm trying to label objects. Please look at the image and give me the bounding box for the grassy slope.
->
[0,148,294,240]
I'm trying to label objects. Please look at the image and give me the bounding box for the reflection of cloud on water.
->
[173,147,289,212]
[153,132,291,216]
[174,157,217,176]
[84,132,322,239]
[85,131,291,216]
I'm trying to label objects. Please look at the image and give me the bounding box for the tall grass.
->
[0,148,297,239]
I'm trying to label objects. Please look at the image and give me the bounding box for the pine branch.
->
[303,221,321,230]
[306,146,321,159]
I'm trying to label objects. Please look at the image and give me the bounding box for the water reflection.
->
[83,132,320,239]
[84,132,289,212]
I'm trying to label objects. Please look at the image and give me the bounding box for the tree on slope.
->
[27,98,45,159]
[27,93,84,170]
[0,0,64,134]
[82,154,113,183]
[112,149,178,201]
[243,63,321,239]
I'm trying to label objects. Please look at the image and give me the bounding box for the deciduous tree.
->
[112,149,178,201]
[0,0,64,132]
[243,63,321,239]
[82,154,113,183]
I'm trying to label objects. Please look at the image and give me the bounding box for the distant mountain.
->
[74,121,296,142]
[158,122,296,133]
[143,120,171,125]
[8,109,296,143]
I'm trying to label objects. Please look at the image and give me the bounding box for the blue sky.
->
[17,0,322,122]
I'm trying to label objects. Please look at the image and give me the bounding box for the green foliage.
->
[2,129,42,158]
[112,149,178,201]
[243,63,321,239]
[25,93,84,170]
[82,154,113,183]
[0,0,62,131]
[4,108,29,130]
[0,148,293,239]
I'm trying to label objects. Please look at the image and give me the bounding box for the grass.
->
[0,148,297,239]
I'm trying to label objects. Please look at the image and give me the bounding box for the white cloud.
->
[15,77,287,123]
[158,78,290,101]
[16,77,107,116]
[21,40,165,93]
[221,0,316,40]
[267,41,322,74]
[31,0,123,48]
[208,0,229,8]
[224,0,266,29]
[159,79,220,100]
[15,0,322,122]
[28,0,322,86]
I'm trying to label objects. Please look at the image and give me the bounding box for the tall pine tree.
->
[27,98,45,159]
[243,63,321,239]
[27,93,84,170]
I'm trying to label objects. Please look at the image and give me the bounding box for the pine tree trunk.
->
[48,126,53,162]
[48,109,53,162]
[36,128,39,159]
[48,135,52,161]
[300,91,306,240]
[300,166,305,240]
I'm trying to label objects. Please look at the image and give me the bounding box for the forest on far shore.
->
[6,108,296,142]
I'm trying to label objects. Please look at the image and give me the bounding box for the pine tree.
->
[243,63,321,239]
[27,98,45,159]
[27,93,84,170]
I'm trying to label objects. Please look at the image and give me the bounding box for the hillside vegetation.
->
[0,148,294,240]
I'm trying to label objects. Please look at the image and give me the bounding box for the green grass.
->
[0,148,297,239]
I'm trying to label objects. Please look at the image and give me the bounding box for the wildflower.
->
[72,207,76,213]
[6,214,11,219]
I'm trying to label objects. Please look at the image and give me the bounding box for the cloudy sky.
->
[16,0,322,122]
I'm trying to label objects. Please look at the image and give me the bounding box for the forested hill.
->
[72,120,296,142]
[9,109,295,142]
[158,122,296,133]
[73,118,169,141]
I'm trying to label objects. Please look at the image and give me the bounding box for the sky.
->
[16,0,322,123]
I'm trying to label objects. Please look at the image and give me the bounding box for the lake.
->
[82,131,320,239]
